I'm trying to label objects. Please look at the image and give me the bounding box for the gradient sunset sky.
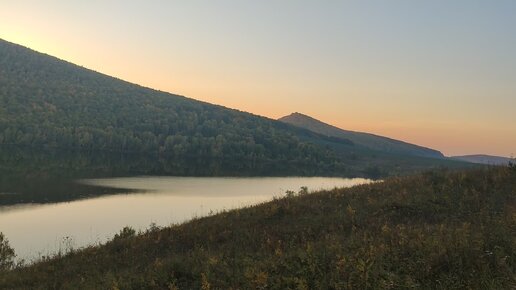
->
[1,1,515,157]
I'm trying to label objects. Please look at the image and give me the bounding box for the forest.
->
[0,39,348,168]
[0,39,468,178]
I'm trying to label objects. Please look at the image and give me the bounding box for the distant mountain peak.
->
[279,112,444,159]
[283,112,317,120]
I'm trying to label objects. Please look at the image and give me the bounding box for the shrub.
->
[113,227,136,241]
[0,232,15,271]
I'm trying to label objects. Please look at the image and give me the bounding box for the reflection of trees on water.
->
[0,146,344,206]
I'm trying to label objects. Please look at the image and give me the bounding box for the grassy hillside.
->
[279,112,444,159]
[1,166,514,289]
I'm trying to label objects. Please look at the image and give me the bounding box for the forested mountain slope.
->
[280,112,444,158]
[0,39,354,173]
[0,39,468,177]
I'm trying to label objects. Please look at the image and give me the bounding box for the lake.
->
[0,176,369,262]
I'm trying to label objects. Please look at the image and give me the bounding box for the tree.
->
[0,232,15,271]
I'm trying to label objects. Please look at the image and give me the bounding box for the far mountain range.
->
[451,155,513,165]
[279,112,512,165]
[279,113,443,159]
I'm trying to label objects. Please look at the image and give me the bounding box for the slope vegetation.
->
[0,39,353,175]
[1,166,514,289]
[0,39,468,177]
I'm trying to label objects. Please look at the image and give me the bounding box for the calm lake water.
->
[0,176,369,262]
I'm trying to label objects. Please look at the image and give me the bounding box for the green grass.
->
[1,166,515,289]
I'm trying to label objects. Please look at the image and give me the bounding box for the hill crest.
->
[279,112,444,159]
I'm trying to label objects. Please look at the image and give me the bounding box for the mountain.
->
[452,154,513,165]
[0,39,467,178]
[0,38,357,176]
[279,112,444,159]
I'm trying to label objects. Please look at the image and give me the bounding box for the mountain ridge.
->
[279,112,444,159]
[452,154,513,165]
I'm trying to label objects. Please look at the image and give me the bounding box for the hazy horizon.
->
[1,1,515,157]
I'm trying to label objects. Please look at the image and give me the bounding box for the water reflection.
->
[0,146,371,262]
[0,146,358,206]
[81,176,366,197]
[0,176,369,262]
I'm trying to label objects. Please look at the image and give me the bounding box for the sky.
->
[0,1,515,157]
